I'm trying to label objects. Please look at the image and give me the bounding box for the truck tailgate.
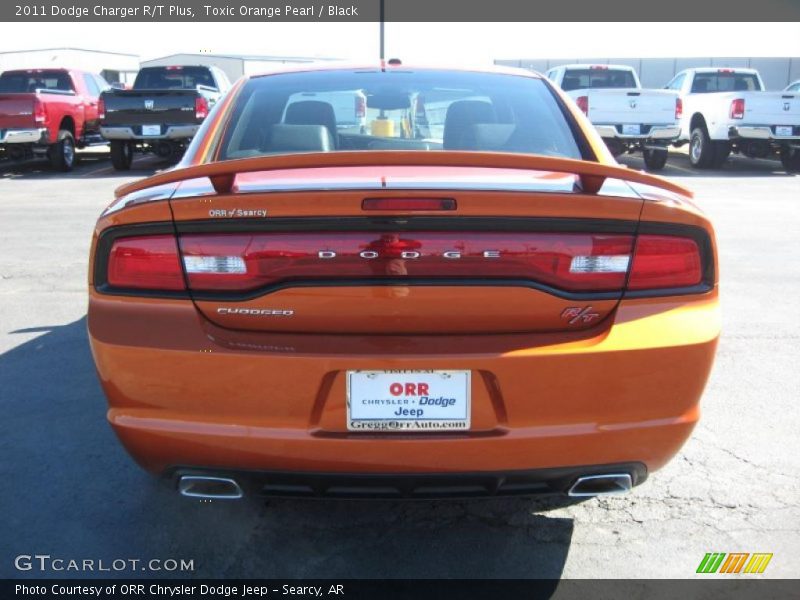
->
[739,92,800,126]
[102,90,199,127]
[584,89,678,125]
[0,94,36,129]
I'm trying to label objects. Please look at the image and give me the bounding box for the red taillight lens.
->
[98,96,106,120]
[33,98,47,124]
[627,235,702,290]
[195,96,209,120]
[675,97,683,120]
[107,235,185,290]
[355,95,366,119]
[575,96,589,115]
[178,232,635,293]
[730,98,745,119]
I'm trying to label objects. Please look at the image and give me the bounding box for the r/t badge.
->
[561,306,601,325]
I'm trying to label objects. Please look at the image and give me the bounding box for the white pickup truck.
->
[664,68,800,172]
[546,64,680,171]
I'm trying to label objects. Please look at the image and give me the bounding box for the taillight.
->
[355,95,366,119]
[195,96,209,120]
[575,96,589,115]
[178,232,635,293]
[98,96,106,120]
[729,98,745,119]
[33,98,47,124]
[107,235,185,290]
[627,235,702,290]
[675,97,683,120]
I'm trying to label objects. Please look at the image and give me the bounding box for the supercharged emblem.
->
[216,308,294,316]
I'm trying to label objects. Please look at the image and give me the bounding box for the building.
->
[0,47,139,85]
[140,53,336,84]
[495,57,800,90]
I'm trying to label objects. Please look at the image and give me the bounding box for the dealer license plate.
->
[142,124,161,136]
[776,126,793,137]
[622,124,641,136]
[346,370,471,432]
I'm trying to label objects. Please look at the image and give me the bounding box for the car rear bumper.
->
[89,290,719,479]
[0,127,48,144]
[100,125,200,141]
[170,463,648,499]
[728,125,800,141]
[594,124,680,141]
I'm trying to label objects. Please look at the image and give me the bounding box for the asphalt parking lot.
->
[0,149,798,579]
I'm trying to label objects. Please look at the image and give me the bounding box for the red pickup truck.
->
[0,68,109,171]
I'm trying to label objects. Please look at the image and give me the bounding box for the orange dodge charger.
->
[88,64,719,500]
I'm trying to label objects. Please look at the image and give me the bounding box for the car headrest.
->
[460,124,517,151]
[285,101,338,145]
[265,124,334,153]
[443,100,497,150]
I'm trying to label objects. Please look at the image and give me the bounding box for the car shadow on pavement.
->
[0,317,574,582]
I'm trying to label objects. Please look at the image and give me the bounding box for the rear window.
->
[0,70,74,93]
[218,69,583,160]
[561,68,637,91]
[133,66,215,90]
[690,72,761,93]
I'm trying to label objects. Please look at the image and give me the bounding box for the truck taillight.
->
[355,95,366,119]
[98,97,106,120]
[107,236,186,291]
[195,96,209,120]
[627,235,703,290]
[675,97,683,120]
[729,98,745,119]
[575,96,589,115]
[33,98,47,124]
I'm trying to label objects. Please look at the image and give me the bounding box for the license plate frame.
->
[622,124,641,136]
[346,370,471,432]
[776,125,793,137]
[141,124,161,137]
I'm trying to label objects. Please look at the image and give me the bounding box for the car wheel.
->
[780,146,800,173]
[710,141,731,168]
[643,148,668,171]
[49,130,76,172]
[110,141,134,171]
[689,127,714,168]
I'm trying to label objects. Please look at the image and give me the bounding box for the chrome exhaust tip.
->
[567,473,633,497]
[178,475,243,500]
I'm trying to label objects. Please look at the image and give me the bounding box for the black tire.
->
[710,141,731,168]
[110,141,134,171]
[780,147,800,173]
[49,130,76,171]
[689,127,714,168]
[643,148,668,171]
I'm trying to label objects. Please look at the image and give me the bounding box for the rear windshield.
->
[217,69,583,160]
[561,69,637,91]
[0,70,74,93]
[133,66,215,90]
[690,72,762,93]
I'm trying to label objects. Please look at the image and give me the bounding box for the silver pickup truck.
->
[100,65,231,169]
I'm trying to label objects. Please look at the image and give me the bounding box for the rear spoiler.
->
[115,151,693,199]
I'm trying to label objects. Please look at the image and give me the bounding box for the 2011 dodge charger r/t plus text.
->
[87,64,719,501]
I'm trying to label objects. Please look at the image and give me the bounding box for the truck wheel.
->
[643,148,668,171]
[110,141,134,171]
[689,127,714,168]
[781,147,800,173]
[49,130,76,172]
[711,142,731,168]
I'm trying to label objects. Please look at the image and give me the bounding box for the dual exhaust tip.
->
[177,472,633,500]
